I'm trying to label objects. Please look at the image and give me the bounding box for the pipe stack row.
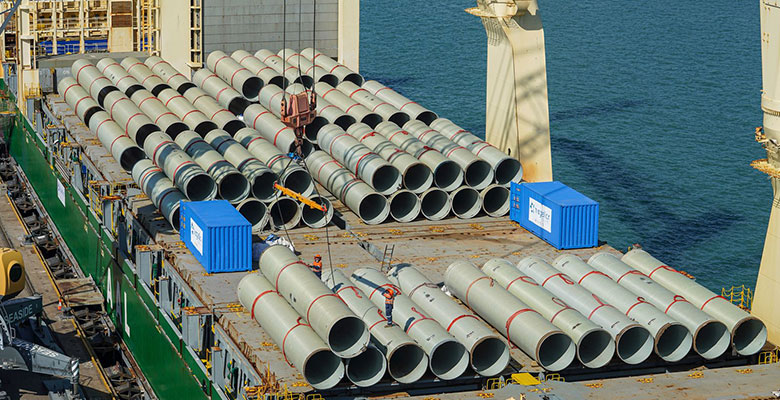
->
[436,249,767,371]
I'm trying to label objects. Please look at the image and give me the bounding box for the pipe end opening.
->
[433,161,464,192]
[430,340,468,380]
[269,197,301,229]
[695,320,731,359]
[389,112,411,127]
[578,329,615,368]
[306,117,329,142]
[420,188,450,221]
[495,158,523,185]
[303,349,344,390]
[281,169,313,198]
[471,337,510,377]
[733,317,767,356]
[119,146,146,172]
[345,346,386,387]
[465,160,494,190]
[537,332,576,372]
[269,76,289,89]
[224,120,246,136]
[416,111,439,125]
[361,113,383,129]
[236,198,267,227]
[358,193,389,225]
[403,163,433,193]
[334,115,357,131]
[219,172,251,203]
[328,316,370,358]
[242,77,263,99]
[344,73,365,86]
[656,323,693,362]
[372,165,401,194]
[616,325,653,365]
[389,190,421,222]
[451,187,482,219]
[319,74,339,87]
[388,344,427,384]
[186,174,217,201]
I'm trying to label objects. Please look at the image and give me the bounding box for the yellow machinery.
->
[0,247,24,301]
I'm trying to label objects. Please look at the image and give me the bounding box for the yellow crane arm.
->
[274,183,327,212]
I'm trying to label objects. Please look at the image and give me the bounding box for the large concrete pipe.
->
[119,57,170,95]
[267,196,302,230]
[482,259,614,368]
[315,97,357,133]
[173,130,251,203]
[279,49,339,87]
[59,79,145,171]
[284,83,334,142]
[242,103,313,156]
[230,128,314,197]
[101,90,159,147]
[518,256,653,365]
[363,80,438,125]
[144,56,192,94]
[192,68,250,115]
[305,151,389,224]
[235,197,269,231]
[236,272,344,389]
[480,184,510,217]
[347,123,433,194]
[404,120,494,190]
[420,188,451,221]
[206,50,262,99]
[350,268,469,380]
[131,159,186,228]
[142,131,217,201]
[345,344,386,387]
[231,50,288,88]
[322,269,427,384]
[621,249,766,356]
[315,82,382,128]
[183,86,246,135]
[554,254,692,363]
[301,48,364,86]
[156,88,218,136]
[336,81,410,126]
[258,245,370,358]
[202,129,281,201]
[589,253,730,359]
[255,49,313,88]
[388,190,421,223]
[71,58,119,108]
[301,195,334,229]
[387,265,510,376]
[431,118,522,186]
[317,124,401,195]
[450,186,482,219]
[445,261,576,371]
[375,121,463,192]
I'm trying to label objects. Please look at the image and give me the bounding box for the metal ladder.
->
[380,244,395,272]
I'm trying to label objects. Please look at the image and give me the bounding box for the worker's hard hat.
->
[315,254,321,258]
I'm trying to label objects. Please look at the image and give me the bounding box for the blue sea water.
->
[360,1,767,291]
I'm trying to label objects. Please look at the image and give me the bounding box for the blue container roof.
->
[182,200,251,227]
[521,181,597,206]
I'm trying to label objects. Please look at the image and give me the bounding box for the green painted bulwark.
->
[3,82,207,400]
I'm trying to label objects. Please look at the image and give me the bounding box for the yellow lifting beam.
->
[274,183,326,212]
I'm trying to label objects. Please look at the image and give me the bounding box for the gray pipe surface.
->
[231,128,314,197]
[317,124,401,195]
[85,110,146,171]
[58,77,102,125]
[256,49,312,88]
[192,68,250,115]
[518,256,653,365]
[363,80,438,125]
[279,49,339,87]
[258,245,370,358]
[554,254,692,362]
[101,89,159,147]
[301,48,364,85]
[173,130,251,203]
[183,86,246,134]
[144,56,192,93]
[301,195,334,228]
[350,268,469,380]
[235,197,269,231]
[131,159,186,228]
[588,252,730,359]
[345,344,386,387]
[206,50,263,99]
[231,50,288,88]
[376,121,463,191]
[315,82,382,127]
[621,249,766,356]
[480,184,510,217]
[347,123,433,194]
[120,57,169,95]
[267,196,302,230]
[156,88,218,135]
[306,151,389,225]
[322,269,428,384]
[242,102,313,156]
[388,265,510,376]
[71,58,119,107]
[202,129,281,201]
[142,131,217,201]
[419,188,451,221]
[337,81,410,126]
[404,120,494,190]
[445,261,576,371]
[314,96,357,133]
[450,186,483,219]
[482,258,614,368]
[236,272,344,389]
[431,118,522,186]
[388,190,421,223]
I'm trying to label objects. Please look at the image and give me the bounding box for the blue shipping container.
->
[179,200,252,273]
[510,181,599,250]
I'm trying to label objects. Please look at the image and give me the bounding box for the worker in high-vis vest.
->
[310,254,322,279]
[383,287,396,326]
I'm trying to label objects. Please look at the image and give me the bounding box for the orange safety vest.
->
[311,260,322,272]
[383,288,395,305]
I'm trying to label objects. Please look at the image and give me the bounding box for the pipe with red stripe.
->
[191,68,250,114]
[237,271,344,389]
[144,56,191,93]
[156,88,218,136]
[142,131,216,201]
[554,254,691,362]
[363,80,439,125]
[301,47,364,86]
[231,49,289,88]
[206,50,262,99]
[336,81,410,126]
[130,159,186,228]
[620,249,765,356]
[313,96,357,139]
[277,48,339,87]
[518,256,652,365]
[387,264,509,376]
[242,102,312,156]
[254,48,312,88]
[182,85,246,135]
[323,269,425,384]
[315,82,382,128]
[100,90,159,147]
[258,245,369,358]
[350,268,467,380]
[445,260,575,371]
[430,118,523,186]
[482,258,614,368]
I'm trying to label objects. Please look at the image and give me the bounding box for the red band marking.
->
[167,73,186,84]
[170,160,195,183]
[577,270,610,285]
[109,96,132,117]
[474,144,492,157]
[348,88,369,98]
[445,146,466,158]
[616,269,647,284]
[320,104,338,113]
[151,139,174,163]
[588,304,610,320]
[164,94,184,107]
[137,95,159,109]
[73,96,90,113]
[273,126,290,146]
[316,159,340,179]
[229,68,249,87]
[405,307,432,333]
[250,289,275,319]
[100,62,120,74]
[648,265,678,279]
[505,309,536,343]
[141,74,158,86]
[447,129,468,141]
[95,119,112,135]
[369,310,389,330]
[273,261,308,291]
[251,110,271,128]
[626,297,649,316]
[305,293,340,325]
[549,303,573,324]
[344,103,362,114]
[374,86,392,96]
[62,83,80,99]
[506,275,538,291]
[371,102,391,112]
[211,108,230,120]
[329,64,347,73]
[154,112,176,125]
[215,87,228,103]
[108,134,125,154]
[126,62,145,73]
[281,318,308,366]
[75,64,90,83]
[181,109,204,121]
[399,101,418,110]
[464,276,491,308]
[213,55,229,72]
[541,273,574,287]
[322,88,338,98]
[417,129,436,141]
[336,286,363,298]
[700,295,726,311]
[353,152,375,175]
[387,129,408,142]
[664,295,689,314]
[446,314,479,332]
[124,113,147,136]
